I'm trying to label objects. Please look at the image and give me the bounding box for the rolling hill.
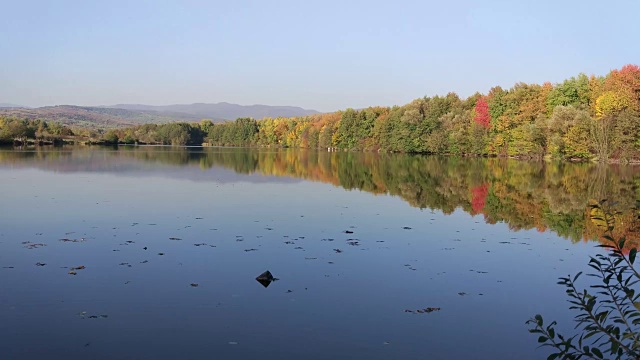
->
[0,103,320,128]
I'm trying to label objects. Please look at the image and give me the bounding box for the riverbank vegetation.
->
[2,64,639,161]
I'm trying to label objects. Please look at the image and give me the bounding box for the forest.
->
[1,64,639,161]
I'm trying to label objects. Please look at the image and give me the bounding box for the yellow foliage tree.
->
[595,91,630,118]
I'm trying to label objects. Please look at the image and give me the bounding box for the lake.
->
[1,146,638,359]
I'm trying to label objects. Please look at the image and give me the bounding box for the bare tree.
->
[589,116,614,162]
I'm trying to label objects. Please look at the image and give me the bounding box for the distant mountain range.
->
[108,102,320,120]
[0,103,27,108]
[0,102,320,128]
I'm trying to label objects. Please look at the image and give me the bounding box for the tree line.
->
[2,64,639,161]
[201,64,640,161]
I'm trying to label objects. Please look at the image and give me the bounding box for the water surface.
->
[1,146,638,359]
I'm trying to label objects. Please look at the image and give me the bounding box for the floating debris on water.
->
[169,237,182,241]
[404,307,441,314]
[68,265,86,275]
[190,283,199,287]
[35,262,46,267]
[256,270,279,288]
[59,238,86,243]
[23,242,46,249]
[79,312,108,319]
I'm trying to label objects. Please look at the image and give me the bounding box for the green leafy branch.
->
[527,200,640,360]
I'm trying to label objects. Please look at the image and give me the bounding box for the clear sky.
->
[1,0,638,112]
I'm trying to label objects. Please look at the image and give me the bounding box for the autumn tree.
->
[474,96,491,128]
[546,74,591,114]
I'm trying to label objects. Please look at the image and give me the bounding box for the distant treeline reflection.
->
[2,146,640,246]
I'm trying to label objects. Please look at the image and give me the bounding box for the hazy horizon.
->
[0,101,323,111]
[1,0,639,112]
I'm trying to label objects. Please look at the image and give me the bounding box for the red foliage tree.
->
[474,96,491,128]
[605,64,640,111]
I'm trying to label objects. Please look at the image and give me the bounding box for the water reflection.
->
[1,146,639,246]
[2,146,634,360]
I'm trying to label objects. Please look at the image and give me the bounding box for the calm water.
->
[1,146,638,360]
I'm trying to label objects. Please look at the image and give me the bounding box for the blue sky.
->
[1,0,638,111]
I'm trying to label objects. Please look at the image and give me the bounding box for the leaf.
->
[538,336,548,343]
[535,314,543,326]
[590,207,607,228]
[611,341,619,354]
[592,348,603,358]
[618,238,626,250]
[573,272,582,282]
[583,330,599,340]
[630,248,637,265]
